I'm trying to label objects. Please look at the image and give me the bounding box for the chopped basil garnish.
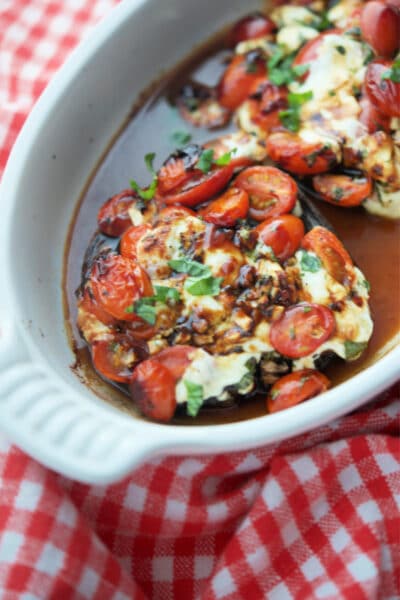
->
[168,258,210,277]
[381,59,400,83]
[184,380,204,417]
[362,279,371,292]
[303,305,312,313]
[197,149,215,173]
[344,340,368,360]
[171,131,192,146]
[300,250,322,273]
[267,49,309,86]
[132,299,157,325]
[154,285,181,303]
[184,275,222,297]
[130,152,158,201]
[333,187,344,201]
[279,91,313,132]
[214,148,237,166]
[311,12,331,31]
[126,285,181,323]
[335,45,346,55]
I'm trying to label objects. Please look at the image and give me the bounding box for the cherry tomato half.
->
[248,83,288,134]
[270,303,336,359]
[200,187,249,226]
[266,132,338,175]
[267,369,330,413]
[153,345,197,381]
[130,359,176,422]
[91,254,154,321]
[230,12,276,46]
[255,215,304,262]
[97,190,138,237]
[120,224,151,261]
[156,206,196,223]
[365,60,400,118]
[360,1,400,57]
[92,334,148,383]
[234,166,297,221]
[301,226,354,286]
[312,173,373,207]
[160,165,234,208]
[218,53,267,111]
[78,287,116,327]
[359,94,391,133]
[293,30,341,80]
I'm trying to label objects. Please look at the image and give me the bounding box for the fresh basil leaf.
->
[168,258,210,277]
[133,299,157,325]
[333,187,344,201]
[362,279,371,292]
[278,109,301,132]
[288,90,313,107]
[197,149,215,174]
[130,153,158,201]
[184,276,222,296]
[344,340,368,360]
[144,152,156,175]
[267,47,284,70]
[154,285,181,303]
[214,148,237,166]
[381,59,400,83]
[335,45,346,55]
[292,63,309,77]
[300,250,322,273]
[184,380,204,417]
[171,131,192,146]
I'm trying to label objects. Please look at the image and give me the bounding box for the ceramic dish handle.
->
[0,309,160,484]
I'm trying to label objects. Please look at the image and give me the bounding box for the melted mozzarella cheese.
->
[270,5,317,27]
[363,184,400,219]
[295,249,348,305]
[277,25,318,54]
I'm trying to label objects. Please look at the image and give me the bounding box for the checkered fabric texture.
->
[1,2,400,599]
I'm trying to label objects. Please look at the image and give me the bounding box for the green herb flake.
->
[288,91,313,107]
[168,258,210,278]
[362,279,371,292]
[133,299,157,325]
[300,250,322,273]
[214,148,237,166]
[184,380,204,417]
[197,149,215,174]
[267,50,307,87]
[329,90,336,97]
[130,152,158,201]
[125,305,134,314]
[279,90,313,132]
[381,59,400,83]
[184,276,222,297]
[344,340,368,360]
[271,389,280,401]
[154,285,181,304]
[303,306,312,313]
[335,45,346,55]
[333,187,344,201]
[171,131,192,146]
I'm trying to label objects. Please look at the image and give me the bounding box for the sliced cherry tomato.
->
[92,334,148,383]
[78,287,116,326]
[266,132,338,175]
[249,82,288,133]
[229,13,276,46]
[157,145,202,195]
[359,94,391,133]
[365,60,400,118]
[301,226,354,286]
[91,254,153,321]
[126,320,157,341]
[156,206,196,223]
[153,345,196,381]
[360,1,400,57]
[200,187,249,226]
[312,173,373,207]
[218,53,267,110]
[267,369,330,413]
[160,165,234,207]
[293,30,342,79]
[234,166,297,221]
[270,303,336,359]
[120,224,151,261]
[255,215,304,262]
[97,190,138,237]
[130,359,176,422]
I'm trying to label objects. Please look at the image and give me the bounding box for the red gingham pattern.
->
[1,2,400,599]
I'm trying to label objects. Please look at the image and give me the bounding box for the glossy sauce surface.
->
[64,27,400,425]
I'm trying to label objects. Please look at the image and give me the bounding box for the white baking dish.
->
[0,0,399,484]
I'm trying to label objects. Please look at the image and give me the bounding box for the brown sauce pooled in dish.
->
[63,25,400,426]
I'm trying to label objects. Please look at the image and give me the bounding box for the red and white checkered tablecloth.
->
[1,2,400,599]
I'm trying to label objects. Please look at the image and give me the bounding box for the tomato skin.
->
[255,215,304,262]
[200,187,249,226]
[130,360,176,422]
[153,345,197,381]
[78,287,116,326]
[92,334,148,383]
[360,1,400,57]
[359,94,391,133]
[97,190,138,237]
[218,54,267,110]
[266,132,338,175]
[267,369,330,413]
[312,174,373,207]
[91,254,154,321]
[301,226,354,286]
[156,206,196,223]
[365,60,400,117]
[120,224,151,261]
[293,30,342,79]
[270,303,336,359]
[160,165,234,207]
[234,166,297,221]
[157,145,202,195]
[230,13,276,46]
